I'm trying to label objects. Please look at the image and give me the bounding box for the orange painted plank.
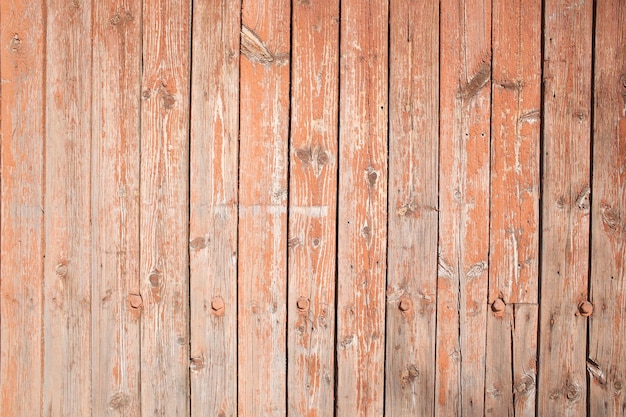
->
[287,1,339,416]
[588,0,626,414]
[537,0,593,415]
[385,0,439,415]
[90,1,142,416]
[489,0,541,305]
[0,1,45,415]
[189,0,240,416]
[435,0,491,415]
[43,0,93,415]
[139,0,191,415]
[238,1,290,415]
[335,0,388,414]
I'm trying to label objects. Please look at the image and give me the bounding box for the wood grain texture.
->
[588,1,626,415]
[0,0,45,415]
[489,0,541,305]
[91,1,142,416]
[537,0,593,415]
[287,0,339,416]
[189,1,240,416]
[139,0,191,415]
[485,305,514,416]
[237,0,290,415]
[385,0,439,415]
[335,0,388,415]
[43,0,93,415]
[435,0,491,416]
[513,304,538,417]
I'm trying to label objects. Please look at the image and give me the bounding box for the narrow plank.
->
[287,0,339,415]
[485,305,513,416]
[43,0,93,415]
[0,1,45,415]
[91,1,141,415]
[588,0,626,414]
[537,0,593,415]
[513,304,538,417]
[385,0,439,415]
[238,0,290,415]
[435,0,491,415]
[189,0,240,416]
[489,0,541,305]
[335,0,388,414]
[139,0,191,415]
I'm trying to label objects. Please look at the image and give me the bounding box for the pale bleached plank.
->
[43,0,93,415]
[485,305,513,416]
[489,0,541,305]
[335,0,388,414]
[588,0,626,415]
[513,304,538,417]
[189,0,240,416]
[287,1,339,416]
[537,0,593,415]
[238,1,291,415]
[0,1,45,415]
[385,0,439,415]
[91,1,141,416]
[435,0,491,416]
[139,0,191,415]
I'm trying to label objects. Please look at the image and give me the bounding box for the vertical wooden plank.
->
[490,0,541,306]
[588,0,626,415]
[435,0,491,416]
[335,0,388,414]
[238,0,290,415]
[0,0,45,415]
[139,0,190,415]
[287,0,339,416]
[513,304,538,417]
[537,0,593,415]
[485,305,514,416]
[91,0,141,415]
[189,0,240,416]
[385,0,439,415]
[43,0,92,415]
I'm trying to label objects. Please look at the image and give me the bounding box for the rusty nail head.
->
[399,297,412,312]
[211,297,225,315]
[579,301,593,317]
[491,298,506,314]
[128,294,143,309]
[296,297,310,311]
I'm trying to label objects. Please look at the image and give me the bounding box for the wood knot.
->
[241,25,274,64]
[398,297,412,312]
[295,147,312,164]
[148,271,162,288]
[491,298,506,316]
[578,301,593,317]
[211,297,225,316]
[190,356,205,371]
[619,74,626,91]
[317,151,329,165]
[161,93,176,109]
[400,364,419,387]
[10,34,22,52]
[366,167,378,187]
[296,297,310,313]
[55,262,68,278]
[575,187,591,211]
[189,237,207,250]
[128,293,143,309]
[108,392,130,410]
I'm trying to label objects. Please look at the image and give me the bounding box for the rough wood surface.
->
[435,0,491,416]
[91,1,142,416]
[485,305,514,416]
[513,304,538,417]
[139,0,191,416]
[537,0,593,415]
[287,1,339,416]
[42,0,93,415]
[385,0,439,415]
[335,0,388,415]
[0,1,45,415]
[237,0,291,415]
[588,0,626,414]
[189,1,240,416]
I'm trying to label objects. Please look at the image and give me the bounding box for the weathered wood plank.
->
[513,304,538,417]
[91,1,142,416]
[485,305,513,416]
[139,0,191,415]
[238,0,290,415]
[435,0,491,416]
[335,0,388,414]
[0,1,45,415]
[189,0,240,416]
[385,0,439,415]
[537,0,593,415]
[43,0,93,415]
[588,0,626,415]
[287,1,339,416]
[489,0,541,305]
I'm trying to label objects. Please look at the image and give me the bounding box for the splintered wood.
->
[0,1,624,416]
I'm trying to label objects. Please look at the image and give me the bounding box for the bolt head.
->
[399,297,412,312]
[578,301,593,317]
[296,297,310,311]
[491,298,506,314]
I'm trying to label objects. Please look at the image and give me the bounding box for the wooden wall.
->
[1,0,624,416]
